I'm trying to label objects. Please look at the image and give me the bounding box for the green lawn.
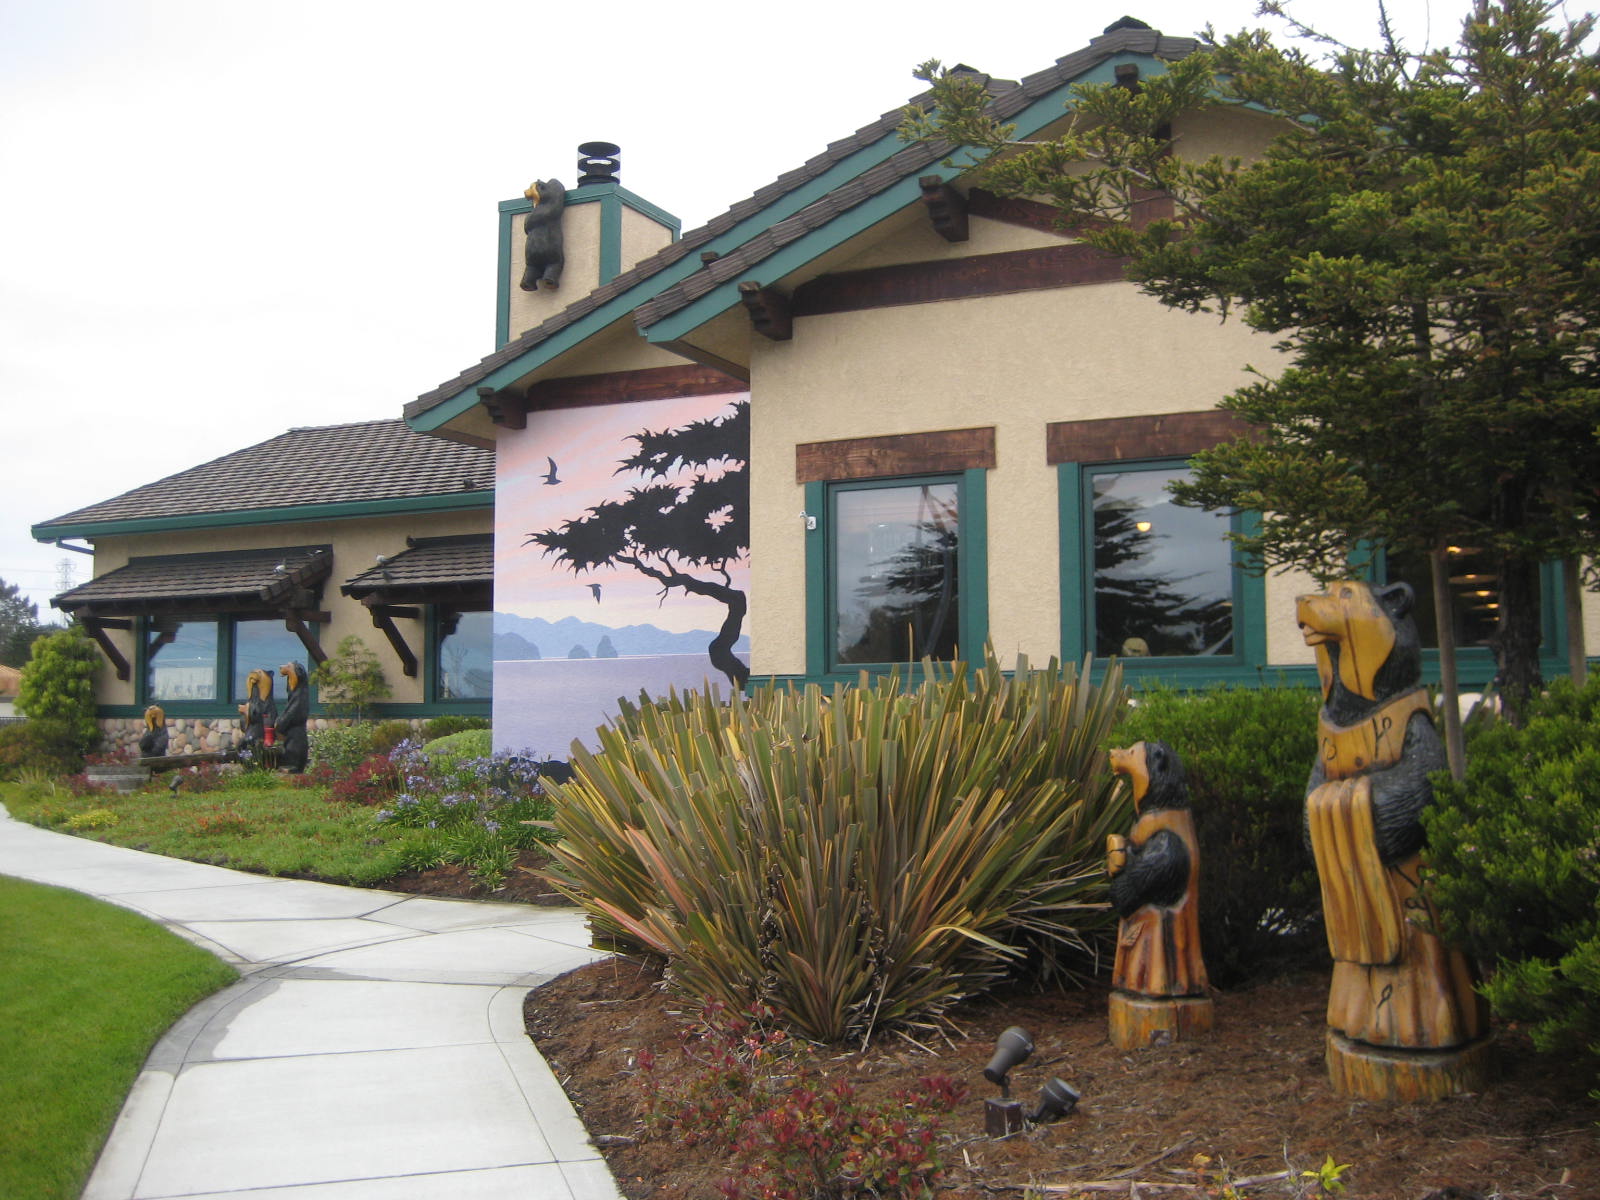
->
[1,774,417,885]
[0,876,239,1200]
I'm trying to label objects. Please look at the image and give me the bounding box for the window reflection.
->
[833,482,960,665]
[1382,547,1522,650]
[232,620,307,702]
[1092,468,1233,658]
[146,619,219,701]
[438,609,492,699]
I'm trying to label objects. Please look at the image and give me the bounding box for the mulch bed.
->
[523,957,1599,1200]
[380,863,1598,1199]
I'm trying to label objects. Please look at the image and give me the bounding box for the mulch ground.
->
[384,861,1598,1199]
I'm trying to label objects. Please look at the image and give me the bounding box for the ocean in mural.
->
[494,653,747,754]
[493,389,750,755]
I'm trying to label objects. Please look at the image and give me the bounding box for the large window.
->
[232,619,314,702]
[143,616,313,708]
[805,469,988,677]
[1089,465,1236,658]
[146,620,220,702]
[1059,458,1264,676]
[435,608,492,700]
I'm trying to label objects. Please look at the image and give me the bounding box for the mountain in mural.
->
[494,612,750,661]
[492,630,542,661]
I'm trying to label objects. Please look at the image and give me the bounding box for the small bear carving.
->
[520,179,567,291]
[238,668,277,751]
[1104,740,1213,1048]
[138,705,168,758]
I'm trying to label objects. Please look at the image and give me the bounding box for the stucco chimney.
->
[497,141,681,346]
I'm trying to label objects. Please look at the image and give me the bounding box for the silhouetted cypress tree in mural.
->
[525,401,750,688]
[1094,492,1232,658]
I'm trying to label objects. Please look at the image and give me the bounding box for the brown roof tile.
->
[37,420,493,532]
[54,546,333,615]
[342,535,493,600]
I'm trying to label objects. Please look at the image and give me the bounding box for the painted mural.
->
[493,392,750,755]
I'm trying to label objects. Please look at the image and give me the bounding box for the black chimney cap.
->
[577,141,621,186]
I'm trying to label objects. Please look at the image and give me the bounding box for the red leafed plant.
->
[636,1001,965,1199]
[327,753,402,806]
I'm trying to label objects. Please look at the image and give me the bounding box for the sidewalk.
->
[0,807,623,1200]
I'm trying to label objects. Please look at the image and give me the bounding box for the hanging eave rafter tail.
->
[403,25,1197,437]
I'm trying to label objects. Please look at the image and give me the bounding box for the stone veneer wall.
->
[97,716,431,758]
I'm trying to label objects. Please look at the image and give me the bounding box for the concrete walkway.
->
[0,807,624,1200]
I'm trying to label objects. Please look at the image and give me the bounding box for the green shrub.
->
[1423,675,1600,1093]
[308,724,380,773]
[547,653,1130,1043]
[0,720,85,780]
[421,715,490,740]
[1114,682,1324,986]
[367,720,414,755]
[421,728,492,766]
[16,627,100,753]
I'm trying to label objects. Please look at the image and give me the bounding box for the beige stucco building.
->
[407,17,1596,722]
[33,420,493,750]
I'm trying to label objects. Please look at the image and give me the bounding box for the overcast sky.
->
[1,0,1495,616]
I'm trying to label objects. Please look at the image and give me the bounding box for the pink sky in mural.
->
[495,392,750,636]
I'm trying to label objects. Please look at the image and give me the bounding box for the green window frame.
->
[1058,458,1266,683]
[804,469,989,679]
[428,606,493,704]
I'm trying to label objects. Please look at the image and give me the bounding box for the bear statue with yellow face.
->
[1298,579,1491,1100]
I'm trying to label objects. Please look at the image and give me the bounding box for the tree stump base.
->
[1108,992,1214,1050]
[1326,1030,1495,1101]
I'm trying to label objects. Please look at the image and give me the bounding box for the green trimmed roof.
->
[34,419,493,540]
[405,20,1198,432]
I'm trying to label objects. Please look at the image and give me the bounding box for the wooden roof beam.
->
[919,176,969,242]
[477,385,528,430]
[79,616,130,683]
[737,281,793,341]
[367,608,419,678]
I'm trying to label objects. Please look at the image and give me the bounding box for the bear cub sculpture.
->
[520,179,567,291]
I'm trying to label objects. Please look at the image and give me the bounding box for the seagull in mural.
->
[587,583,602,603]
[542,457,561,485]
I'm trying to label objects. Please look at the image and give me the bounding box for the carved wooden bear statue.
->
[237,668,277,751]
[1299,580,1491,1100]
[276,661,311,773]
[137,705,168,759]
[520,179,567,291]
[1105,740,1213,1049]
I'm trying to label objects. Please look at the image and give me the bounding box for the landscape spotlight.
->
[982,1026,1034,1138]
[1029,1077,1080,1123]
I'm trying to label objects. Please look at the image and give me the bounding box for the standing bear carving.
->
[276,661,311,774]
[1105,740,1213,1048]
[520,179,567,291]
[1299,579,1491,1099]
